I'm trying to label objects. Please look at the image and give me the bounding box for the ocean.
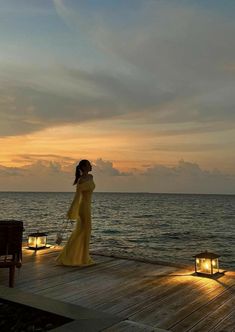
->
[0,192,234,269]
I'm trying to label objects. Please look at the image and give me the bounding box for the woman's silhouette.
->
[56,160,95,266]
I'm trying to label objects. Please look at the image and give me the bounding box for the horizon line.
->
[0,191,234,196]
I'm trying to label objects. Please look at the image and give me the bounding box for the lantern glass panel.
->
[28,236,36,248]
[212,258,219,273]
[36,235,47,247]
[196,258,212,275]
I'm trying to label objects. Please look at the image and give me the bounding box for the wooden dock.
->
[0,246,234,331]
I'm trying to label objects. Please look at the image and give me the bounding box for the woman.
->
[56,160,95,266]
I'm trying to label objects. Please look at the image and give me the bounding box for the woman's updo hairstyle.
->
[73,159,89,185]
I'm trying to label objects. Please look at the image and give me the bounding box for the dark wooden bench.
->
[0,220,24,287]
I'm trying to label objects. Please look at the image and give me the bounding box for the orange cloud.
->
[0,120,234,174]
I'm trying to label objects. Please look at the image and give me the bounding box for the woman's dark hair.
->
[73,159,90,185]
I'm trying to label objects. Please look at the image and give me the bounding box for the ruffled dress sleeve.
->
[66,183,82,220]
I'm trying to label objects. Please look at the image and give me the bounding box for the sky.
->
[0,0,235,193]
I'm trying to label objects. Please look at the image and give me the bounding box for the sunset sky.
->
[0,0,235,193]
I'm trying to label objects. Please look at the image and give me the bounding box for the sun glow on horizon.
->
[0,119,234,175]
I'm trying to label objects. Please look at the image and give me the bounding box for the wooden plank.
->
[151,273,235,331]
[63,264,184,312]
[103,320,170,332]
[22,246,63,262]
[16,256,122,291]
[0,252,115,288]
[21,250,114,271]
[22,255,168,292]
[213,311,235,332]
[117,276,205,320]
[169,278,235,332]
[17,255,162,302]
[13,250,182,319]
[91,250,189,269]
[105,270,204,317]
[188,292,235,332]
[61,264,176,306]
[28,259,136,298]
[29,259,164,305]
[92,271,177,311]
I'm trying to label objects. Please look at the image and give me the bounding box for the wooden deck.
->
[0,246,234,332]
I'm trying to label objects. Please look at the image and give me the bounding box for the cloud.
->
[93,158,128,176]
[0,165,25,177]
[77,0,234,123]
[0,2,54,17]
[0,0,235,136]
[54,1,235,85]
[0,157,127,191]
[0,157,234,194]
[139,160,235,194]
[0,64,174,136]
[0,160,71,191]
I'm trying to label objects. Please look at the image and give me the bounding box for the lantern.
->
[194,251,220,276]
[28,232,48,250]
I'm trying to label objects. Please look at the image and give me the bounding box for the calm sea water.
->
[0,192,234,268]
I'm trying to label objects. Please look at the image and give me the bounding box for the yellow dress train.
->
[56,178,95,266]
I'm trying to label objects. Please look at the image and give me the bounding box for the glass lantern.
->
[28,232,47,250]
[194,251,220,276]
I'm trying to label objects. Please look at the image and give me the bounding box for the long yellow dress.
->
[56,178,95,266]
